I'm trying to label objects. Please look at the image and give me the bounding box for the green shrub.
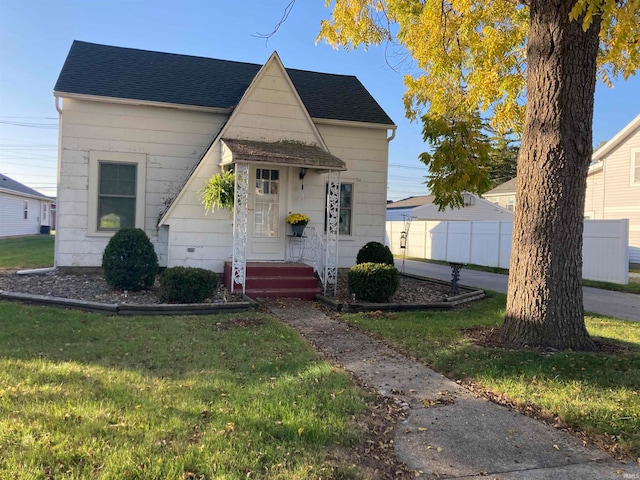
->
[356,241,394,266]
[347,262,400,302]
[101,228,158,291]
[159,266,218,303]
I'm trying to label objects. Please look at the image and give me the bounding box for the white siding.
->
[56,98,227,267]
[586,124,640,263]
[0,192,49,237]
[317,123,389,267]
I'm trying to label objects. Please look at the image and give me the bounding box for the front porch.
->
[223,261,321,300]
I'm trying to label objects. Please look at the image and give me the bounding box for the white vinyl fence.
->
[386,219,630,284]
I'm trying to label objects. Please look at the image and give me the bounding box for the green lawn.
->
[0,235,55,269]
[343,293,640,459]
[0,303,369,479]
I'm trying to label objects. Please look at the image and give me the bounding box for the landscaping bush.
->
[348,262,400,302]
[159,266,218,303]
[101,227,158,291]
[356,241,394,266]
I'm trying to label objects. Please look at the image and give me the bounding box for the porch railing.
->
[300,226,329,295]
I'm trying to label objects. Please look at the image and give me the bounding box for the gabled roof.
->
[54,41,395,126]
[593,113,640,161]
[0,173,50,200]
[386,195,434,209]
[484,177,517,196]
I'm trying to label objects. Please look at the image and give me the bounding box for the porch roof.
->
[221,138,346,171]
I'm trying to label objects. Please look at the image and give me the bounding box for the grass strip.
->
[0,236,55,269]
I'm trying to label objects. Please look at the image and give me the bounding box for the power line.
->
[0,120,58,129]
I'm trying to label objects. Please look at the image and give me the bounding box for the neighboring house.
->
[53,41,396,291]
[0,173,53,238]
[411,192,513,221]
[483,178,517,212]
[386,195,434,221]
[483,113,640,265]
[585,114,640,265]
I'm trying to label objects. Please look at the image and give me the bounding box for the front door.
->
[248,167,287,260]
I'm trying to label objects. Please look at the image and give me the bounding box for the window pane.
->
[100,163,136,196]
[339,209,351,235]
[635,153,640,183]
[99,197,135,229]
[340,184,352,208]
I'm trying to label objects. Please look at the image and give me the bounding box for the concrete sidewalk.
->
[264,298,640,479]
[397,259,640,322]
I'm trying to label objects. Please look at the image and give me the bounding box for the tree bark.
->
[501,0,600,350]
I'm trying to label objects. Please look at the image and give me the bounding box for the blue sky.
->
[0,0,638,200]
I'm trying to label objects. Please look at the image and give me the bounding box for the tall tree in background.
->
[317,0,639,349]
[487,129,519,188]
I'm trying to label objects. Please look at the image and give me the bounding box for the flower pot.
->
[290,224,306,237]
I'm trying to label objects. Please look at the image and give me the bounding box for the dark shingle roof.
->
[0,173,50,199]
[386,195,434,209]
[54,41,394,126]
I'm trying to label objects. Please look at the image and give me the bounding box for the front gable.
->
[159,52,331,226]
[222,52,327,147]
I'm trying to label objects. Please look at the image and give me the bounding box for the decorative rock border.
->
[316,273,485,313]
[0,290,258,315]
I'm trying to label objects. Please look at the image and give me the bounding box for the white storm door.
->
[248,167,287,260]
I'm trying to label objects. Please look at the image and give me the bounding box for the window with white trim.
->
[325,183,353,235]
[23,200,28,220]
[632,149,640,186]
[88,151,146,236]
[506,196,515,212]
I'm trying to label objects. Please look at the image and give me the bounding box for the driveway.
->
[397,259,640,322]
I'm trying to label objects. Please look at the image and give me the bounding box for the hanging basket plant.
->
[199,170,235,212]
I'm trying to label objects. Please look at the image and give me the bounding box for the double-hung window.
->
[88,151,146,236]
[632,149,640,186]
[98,162,137,230]
[325,183,353,235]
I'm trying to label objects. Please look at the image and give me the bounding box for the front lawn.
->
[0,303,369,479]
[0,235,54,269]
[343,293,640,459]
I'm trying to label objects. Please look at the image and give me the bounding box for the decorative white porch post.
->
[325,170,340,296]
[231,163,249,294]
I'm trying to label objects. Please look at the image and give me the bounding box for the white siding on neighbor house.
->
[586,123,640,264]
[386,207,415,221]
[56,97,227,267]
[0,192,49,237]
[387,219,629,284]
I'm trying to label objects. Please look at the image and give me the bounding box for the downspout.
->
[387,127,397,143]
[53,95,63,268]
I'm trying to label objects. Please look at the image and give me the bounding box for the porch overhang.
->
[221,138,346,171]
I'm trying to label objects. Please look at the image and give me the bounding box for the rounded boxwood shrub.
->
[101,227,158,291]
[159,266,218,303]
[347,262,400,303]
[356,241,394,266]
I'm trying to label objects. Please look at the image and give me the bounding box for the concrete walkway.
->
[397,259,640,322]
[264,298,640,479]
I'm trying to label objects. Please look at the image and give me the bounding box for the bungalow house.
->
[0,173,53,237]
[53,41,395,295]
[483,178,517,212]
[483,113,640,266]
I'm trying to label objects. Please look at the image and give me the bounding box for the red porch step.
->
[223,262,321,300]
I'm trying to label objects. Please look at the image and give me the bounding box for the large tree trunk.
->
[501,0,601,350]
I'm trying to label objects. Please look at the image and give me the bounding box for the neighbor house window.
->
[506,196,515,212]
[23,200,28,220]
[633,150,640,186]
[43,204,47,221]
[325,183,353,235]
[88,151,147,236]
